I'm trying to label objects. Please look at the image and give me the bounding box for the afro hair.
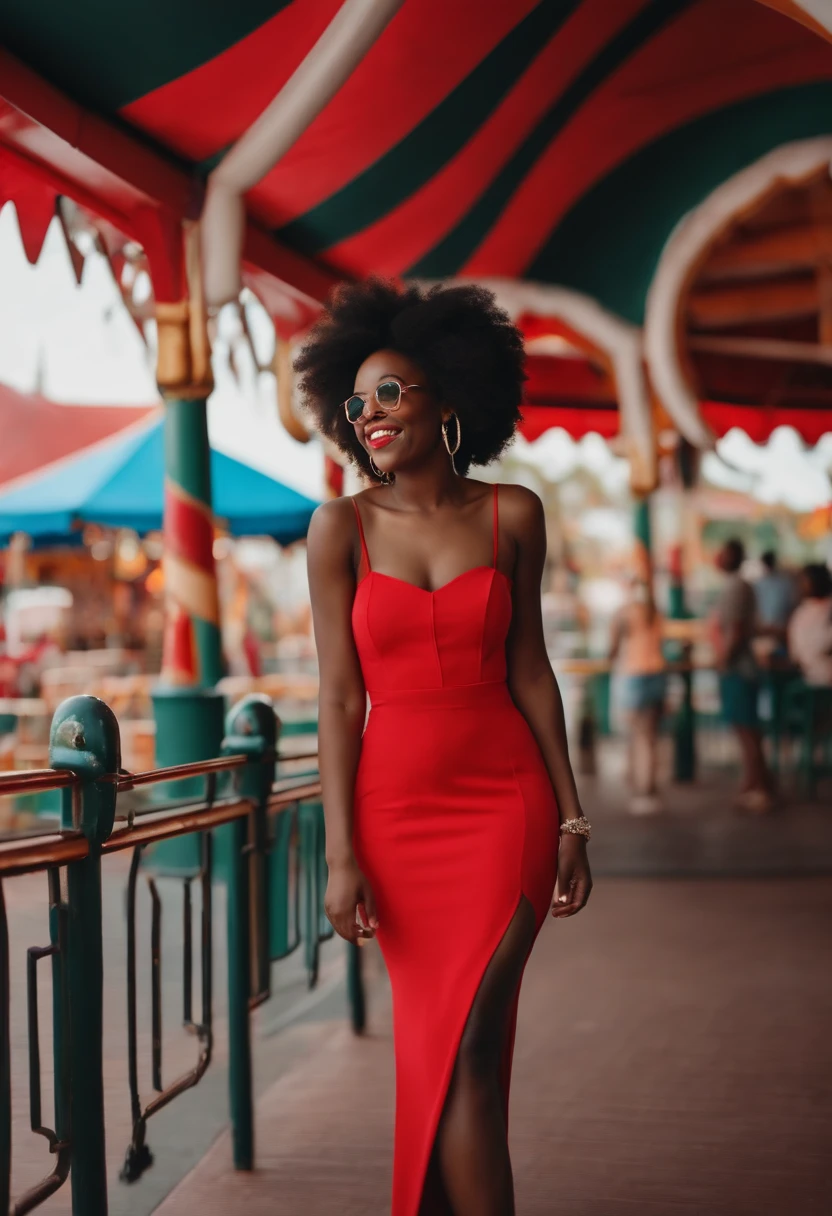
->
[294,279,525,478]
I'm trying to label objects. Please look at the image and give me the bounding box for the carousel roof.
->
[1,0,831,451]
[3,1,830,311]
[0,414,319,544]
[0,382,153,488]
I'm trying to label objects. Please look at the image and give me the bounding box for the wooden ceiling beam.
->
[818,261,832,346]
[701,222,832,281]
[687,279,818,328]
[688,333,832,366]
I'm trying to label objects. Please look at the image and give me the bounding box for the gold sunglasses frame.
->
[343,380,424,424]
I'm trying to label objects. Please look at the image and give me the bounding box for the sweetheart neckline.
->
[357,566,512,596]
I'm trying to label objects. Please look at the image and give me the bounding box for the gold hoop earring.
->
[442,414,461,474]
[369,456,393,484]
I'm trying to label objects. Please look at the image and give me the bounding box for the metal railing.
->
[0,693,358,1215]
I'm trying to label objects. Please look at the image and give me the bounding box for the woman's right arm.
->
[608,608,624,664]
[306,500,377,943]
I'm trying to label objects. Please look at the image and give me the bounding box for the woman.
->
[711,539,772,813]
[609,576,667,814]
[301,280,592,1216]
[788,563,832,686]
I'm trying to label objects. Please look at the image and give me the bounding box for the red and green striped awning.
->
[4,0,832,318]
[1,0,832,443]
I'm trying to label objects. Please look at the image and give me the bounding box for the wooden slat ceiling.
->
[683,169,832,414]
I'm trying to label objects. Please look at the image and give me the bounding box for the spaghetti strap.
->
[492,484,499,569]
[352,497,371,573]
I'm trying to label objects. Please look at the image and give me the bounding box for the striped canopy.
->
[1,0,831,446]
[0,383,153,488]
[0,415,319,545]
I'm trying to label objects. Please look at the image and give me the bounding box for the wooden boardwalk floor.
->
[157,876,832,1216]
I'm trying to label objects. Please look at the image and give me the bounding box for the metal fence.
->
[0,692,359,1215]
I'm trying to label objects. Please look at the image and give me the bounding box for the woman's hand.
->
[325,854,379,943]
[552,833,592,918]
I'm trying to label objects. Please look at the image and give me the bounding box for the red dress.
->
[351,485,559,1216]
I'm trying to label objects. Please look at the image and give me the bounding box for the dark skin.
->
[306,348,591,1214]
[714,543,771,798]
[308,347,591,935]
[714,545,754,667]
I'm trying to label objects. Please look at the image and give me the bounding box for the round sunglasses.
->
[343,379,424,424]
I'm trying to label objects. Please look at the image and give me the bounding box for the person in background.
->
[712,539,772,813]
[609,575,666,814]
[788,564,832,687]
[0,619,16,698]
[542,563,588,660]
[754,549,797,658]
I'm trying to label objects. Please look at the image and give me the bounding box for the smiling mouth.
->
[366,427,402,450]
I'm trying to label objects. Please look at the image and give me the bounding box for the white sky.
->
[0,204,829,511]
[704,428,832,512]
[0,206,325,500]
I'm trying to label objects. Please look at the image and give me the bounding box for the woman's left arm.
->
[503,486,592,920]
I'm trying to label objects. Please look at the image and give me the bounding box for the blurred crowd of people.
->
[610,541,832,816]
[713,541,831,813]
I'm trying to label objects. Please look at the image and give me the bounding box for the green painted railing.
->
[0,693,360,1214]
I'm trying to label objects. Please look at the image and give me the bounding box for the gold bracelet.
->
[559,815,591,840]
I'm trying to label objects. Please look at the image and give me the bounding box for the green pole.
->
[159,396,223,688]
[632,494,652,573]
[300,802,324,986]
[346,943,366,1036]
[668,579,685,621]
[631,492,653,714]
[48,863,71,1202]
[221,696,277,1171]
[150,261,225,873]
[672,441,699,784]
[223,814,252,1170]
[149,392,226,873]
[615,494,655,749]
[669,545,696,783]
[0,882,10,1215]
[50,695,120,1216]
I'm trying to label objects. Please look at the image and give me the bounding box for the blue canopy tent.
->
[0,415,319,545]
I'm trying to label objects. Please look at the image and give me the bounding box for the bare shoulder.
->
[496,482,545,533]
[306,496,357,561]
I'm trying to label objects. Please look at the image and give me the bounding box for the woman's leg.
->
[631,708,652,795]
[735,726,770,794]
[645,702,663,796]
[431,895,537,1216]
[625,720,636,789]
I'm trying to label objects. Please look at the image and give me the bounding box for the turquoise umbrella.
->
[0,414,319,545]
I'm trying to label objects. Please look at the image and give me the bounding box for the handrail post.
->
[346,942,366,1035]
[221,695,277,1171]
[50,695,120,1216]
[0,881,10,1214]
